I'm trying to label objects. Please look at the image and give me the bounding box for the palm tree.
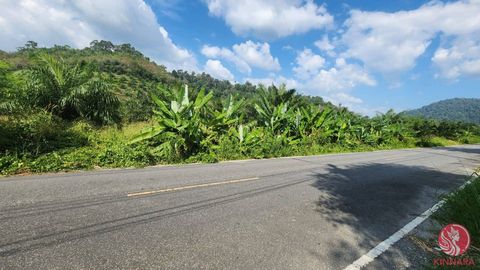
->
[27,53,88,117]
[27,54,119,125]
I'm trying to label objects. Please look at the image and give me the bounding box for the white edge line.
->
[343,178,474,270]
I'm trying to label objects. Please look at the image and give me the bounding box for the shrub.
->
[0,110,89,154]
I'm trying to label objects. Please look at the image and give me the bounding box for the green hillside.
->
[0,40,328,122]
[1,41,479,175]
[405,98,480,124]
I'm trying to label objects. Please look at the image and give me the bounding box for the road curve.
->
[0,145,479,269]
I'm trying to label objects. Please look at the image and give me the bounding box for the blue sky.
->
[1,0,479,115]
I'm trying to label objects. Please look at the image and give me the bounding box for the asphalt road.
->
[0,145,479,270]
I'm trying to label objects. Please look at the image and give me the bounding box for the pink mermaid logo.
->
[438,224,471,256]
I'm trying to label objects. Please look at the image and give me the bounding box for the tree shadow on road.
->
[405,147,480,163]
[311,162,467,268]
[440,146,480,155]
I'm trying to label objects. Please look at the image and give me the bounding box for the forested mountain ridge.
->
[404,98,480,124]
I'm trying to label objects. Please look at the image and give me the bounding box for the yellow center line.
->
[127,177,260,197]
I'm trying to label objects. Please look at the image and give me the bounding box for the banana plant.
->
[262,84,297,106]
[131,84,213,158]
[254,101,290,134]
[323,107,350,143]
[253,84,303,135]
[291,105,332,138]
[231,123,263,154]
[209,95,245,134]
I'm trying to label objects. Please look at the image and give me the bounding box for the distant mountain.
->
[404,98,480,124]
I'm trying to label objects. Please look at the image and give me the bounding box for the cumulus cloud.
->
[291,56,375,112]
[204,59,234,81]
[201,45,251,74]
[323,92,364,112]
[242,55,375,113]
[201,40,280,73]
[342,9,434,73]
[204,0,333,39]
[0,0,197,70]
[314,35,336,57]
[243,74,299,90]
[315,35,334,52]
[342,0,480,77]
[232,41,280,71]
[432,36,480,79]
[293,49,377,95]
[293,49,325,80]
[303,58,376,93]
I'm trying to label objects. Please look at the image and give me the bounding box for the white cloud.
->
[204,59,234,81]
[432,36,480,79]
[342,0,480,77]
[291,56,376,112]
[293,49,325,80]
[303,58,376,93]
[201,40,280,73]
[314,35,336,57]
[347,103,391,117]
[326,93,362,105]
[342,9,435,73]
[315,35,334,51]
[201,45,251,73]
[244,74,299,90]
[232,41,280,71]
[205,0,333,39]
[323,92,363,112]
[243,56,375,113]
[0,0,197,71]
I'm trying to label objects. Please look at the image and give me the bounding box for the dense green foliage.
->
[1,41,480,175]
[404,98,480,124]
[131,85,216,160]
[1,40,330,122]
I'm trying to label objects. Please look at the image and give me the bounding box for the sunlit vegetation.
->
[1,41,480,175]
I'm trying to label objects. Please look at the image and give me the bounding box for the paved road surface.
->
[0,145,479,269]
